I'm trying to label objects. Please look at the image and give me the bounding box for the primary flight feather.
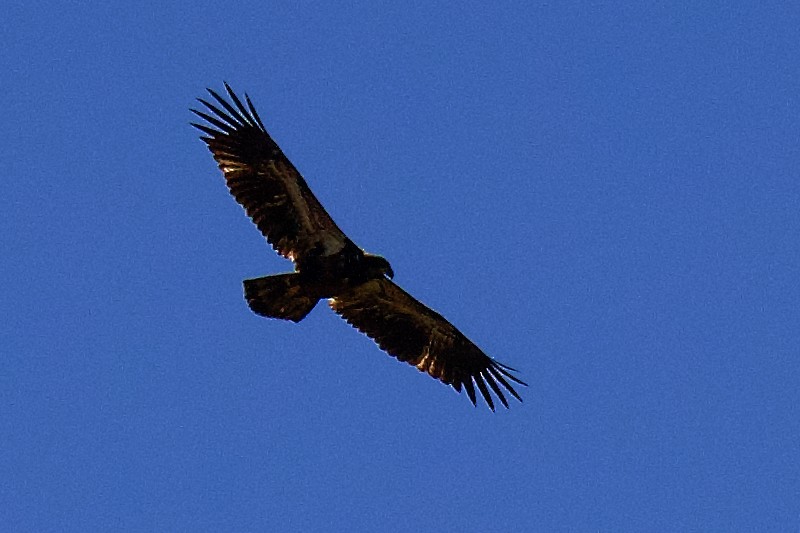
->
[191,83,526,410]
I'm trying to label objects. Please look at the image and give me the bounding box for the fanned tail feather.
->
[243,274,318,323]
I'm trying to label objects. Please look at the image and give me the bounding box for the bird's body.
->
[192,83,525,410]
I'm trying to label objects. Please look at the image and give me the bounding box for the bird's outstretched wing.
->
[191,83,351,264]
[330,278,526,410]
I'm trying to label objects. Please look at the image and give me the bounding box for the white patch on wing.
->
[327,298,344,313]
[416,342,434,371]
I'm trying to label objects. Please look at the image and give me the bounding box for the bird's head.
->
[364,253,394,279]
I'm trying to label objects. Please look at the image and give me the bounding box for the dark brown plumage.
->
[192,83,526,410]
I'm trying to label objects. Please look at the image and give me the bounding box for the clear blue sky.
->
[3,2,799,531]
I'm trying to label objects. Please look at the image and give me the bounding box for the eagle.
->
[191,83,526,410]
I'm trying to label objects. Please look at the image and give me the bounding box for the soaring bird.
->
[191,83,526,410]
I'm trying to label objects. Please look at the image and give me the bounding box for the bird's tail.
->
[243,273,319,323]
